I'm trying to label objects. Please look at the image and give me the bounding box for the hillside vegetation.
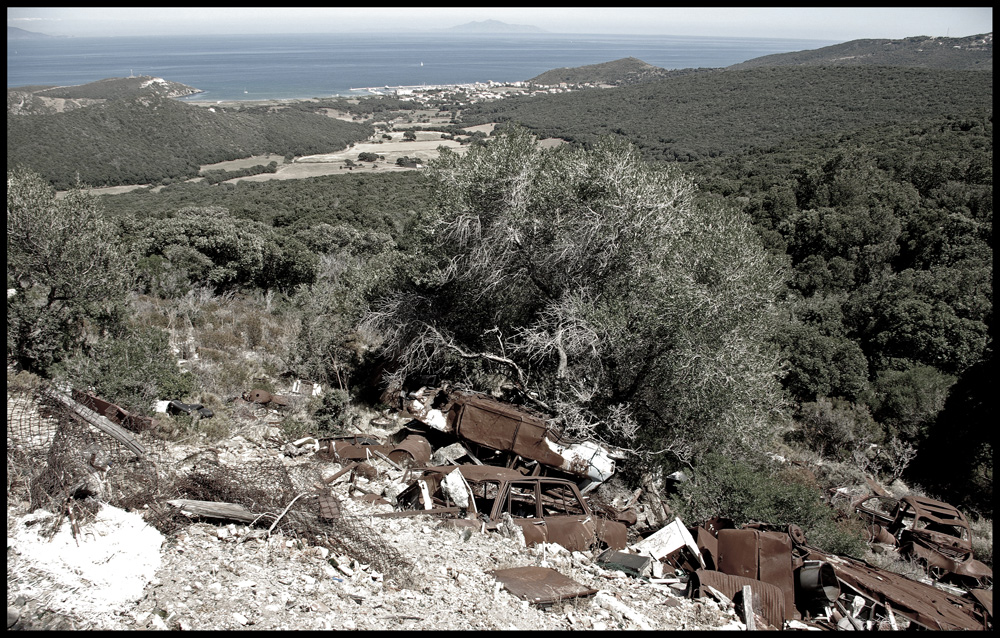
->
[462,65,992,161]
[529,56,683,86]
[6,33,994,534]
[7,92,372,188]
[729,32,992,70]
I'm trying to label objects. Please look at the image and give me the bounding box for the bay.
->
[7,32,839,102]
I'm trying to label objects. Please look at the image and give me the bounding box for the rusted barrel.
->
[245,389,272,404]
[387,434,432,467]
[799,560,840,603]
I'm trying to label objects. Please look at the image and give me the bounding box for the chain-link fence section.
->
[8,382,414,586]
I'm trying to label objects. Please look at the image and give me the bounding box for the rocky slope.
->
[7,414,739,631]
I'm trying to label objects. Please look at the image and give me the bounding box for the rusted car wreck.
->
[396,388,621,491]
[854,494,993,587]
[390,464,627,552]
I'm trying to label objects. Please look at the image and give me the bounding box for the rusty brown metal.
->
[854,494,992,585]
[355,493,390,506]
[693,527,719,571]
[244,389,289,406]
[353,462,378,480]
[691,569,786,629]
[387,434,432,468]
[491,566,599,605]
[317,493,342,520]
[806,548,988,631]
[390,465,625,552]
[320,436,394,462]
[72,389,155,432]
[969,589,992,621]
[447,395,566,467]
[716,529,796,621]
[798,560,840,603]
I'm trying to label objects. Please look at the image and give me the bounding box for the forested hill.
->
[461,65,992,162]
[7,93,372,189]
[529,57,686,86]
[729,32,992,70]
[8,76,201,116]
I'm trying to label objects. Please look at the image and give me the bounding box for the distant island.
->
[7,26,62,40]
[446,19,545,34]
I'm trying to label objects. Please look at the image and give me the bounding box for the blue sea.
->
[7,32,839,102]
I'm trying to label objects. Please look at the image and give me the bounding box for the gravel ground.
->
[7,415,741,631]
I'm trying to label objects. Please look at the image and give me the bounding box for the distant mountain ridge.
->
[447,19,545,34]
[729,32,992,71]
[8,26,59,40]
[525,33,993,88]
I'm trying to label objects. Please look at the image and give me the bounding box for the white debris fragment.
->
[8,504,163,617]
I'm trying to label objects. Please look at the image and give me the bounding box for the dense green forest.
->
[7,93,372,188]
[6,37,994,532]
[461,66,992,161]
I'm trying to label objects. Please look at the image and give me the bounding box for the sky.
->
[7,7,993,41]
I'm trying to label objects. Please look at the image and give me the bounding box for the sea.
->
[7,32,840,102]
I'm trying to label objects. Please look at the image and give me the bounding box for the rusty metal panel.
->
[317,493,342,521]
[717,528,759,579]
[324,438,394,462]
[593,518,628,551]
[491,566,599,604]
[969,589,992,620]
[540,516,598,552]
[387,434,432,467]
[717,529,796,620]
[455,465,527,483]
[449,397,566,467]
[692,569,786,629]
[71,389,155,432]
[694,527,719,570]
[806,549,988,631]
[758,531,796,620]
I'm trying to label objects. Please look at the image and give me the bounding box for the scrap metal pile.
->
[7,380,993,630]
[299,384,993,631]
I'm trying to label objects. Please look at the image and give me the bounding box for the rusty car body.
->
[396,465,627,552]
[401,389,620,490]
[854,494,992,586]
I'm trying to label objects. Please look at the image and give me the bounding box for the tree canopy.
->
[364,127,787,468]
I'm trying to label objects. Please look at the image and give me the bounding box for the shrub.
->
[312,388,361,436]
[670,453,867,557]
[53,325,195,414]
[787,396,882,461]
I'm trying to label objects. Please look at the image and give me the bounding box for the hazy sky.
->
[7,7,993,41]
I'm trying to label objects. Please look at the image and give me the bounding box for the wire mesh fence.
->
[7,381,414,585]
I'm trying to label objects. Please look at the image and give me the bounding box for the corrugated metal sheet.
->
[692,569,786,629]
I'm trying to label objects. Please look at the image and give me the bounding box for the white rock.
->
[149,614,168,630]
[232,612,248,626]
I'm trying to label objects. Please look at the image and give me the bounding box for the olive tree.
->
[7,168,135,374]
[363,127,786,467]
